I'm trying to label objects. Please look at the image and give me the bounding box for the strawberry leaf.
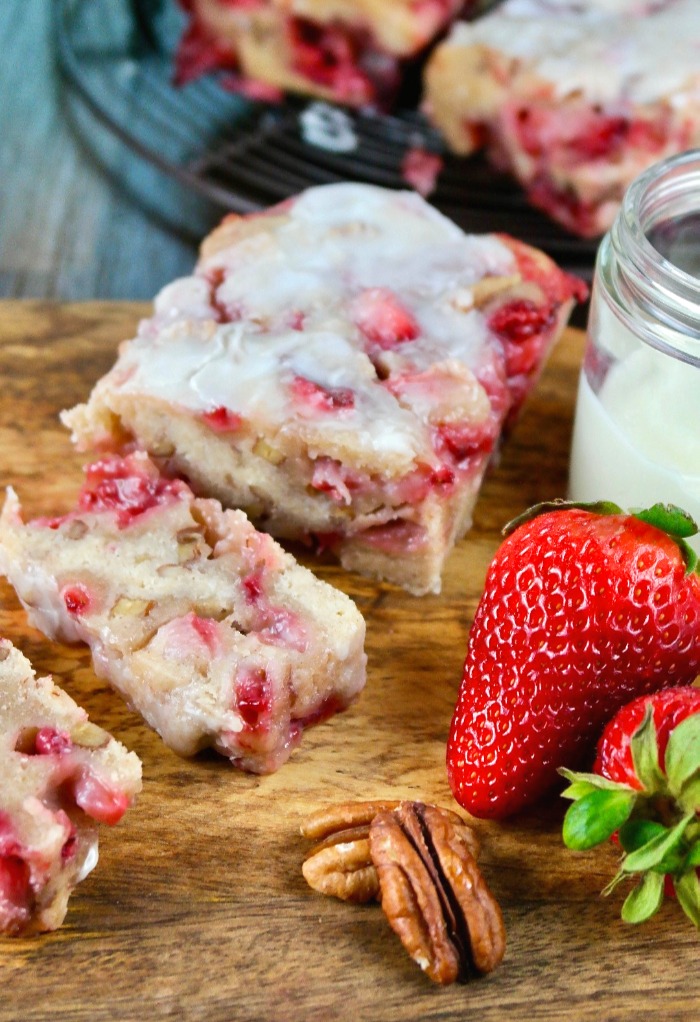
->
[563,789,636,850]
[621,872,664,924]
[630,705,665,794]
[684,841,700,869]
[682,842,698,874]
[678,776,700,816]
[632,503,698,538]
[621,820,686,874]
[558,767,636,801]
[619,819,667,853]
[622,814,694,873]
[674,871,700,930]
[665,713,700,800]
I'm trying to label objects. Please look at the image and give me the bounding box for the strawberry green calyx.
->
[503,499,623,536]
[559,704,700,928]
[632,504,699,575]
[504,500,699,574]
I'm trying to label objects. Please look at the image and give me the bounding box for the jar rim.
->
[605,149,700,361]
[621,148,700,295]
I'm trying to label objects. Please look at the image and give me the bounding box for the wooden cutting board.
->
[0,301,696,1022]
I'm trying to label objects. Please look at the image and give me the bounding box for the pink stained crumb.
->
[288,310,305,331]
[188,614,222,654]
[156,613,225,663]
[401,147,444,197]
[384,462,455,508]
[288,692,348,745]
[256,604,308,653]
[242,571,265,603]
[353,288,420,350]
[74,455,188,529]
[310,458,359,505]
[356,519,429,555]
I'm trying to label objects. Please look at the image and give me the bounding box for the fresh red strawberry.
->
[446,501,700,820]
[593,686,700,790]
[560,687,700,928]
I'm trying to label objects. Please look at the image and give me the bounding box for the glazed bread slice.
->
[0,453,366,774]
[62,183,584,595]
[424,0,700,237]
[0,639,141,936]
[176,0,471,106]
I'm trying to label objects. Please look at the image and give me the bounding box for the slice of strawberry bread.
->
[62,183,585,595]
[424,0,700,237]
[0,453,366,774]
[176,0,472,107]
[0,639,141,936]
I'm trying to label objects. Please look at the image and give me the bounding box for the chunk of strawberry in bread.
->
[0,453,366,773]
[0,639,141,936]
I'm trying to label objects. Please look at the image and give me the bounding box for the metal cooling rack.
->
[54,0,597,272]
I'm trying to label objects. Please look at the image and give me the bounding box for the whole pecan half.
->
[370,802,505,985]
[301,800,400,903]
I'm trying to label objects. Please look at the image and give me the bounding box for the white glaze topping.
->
[98,184,517,473]
[446,0,700,106]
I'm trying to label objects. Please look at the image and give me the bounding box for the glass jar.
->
[568,149,700,550]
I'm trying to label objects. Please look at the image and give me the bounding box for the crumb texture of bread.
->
[424,0,700,236]
[61,183,584,594]
[0,453,367,774]
[0,639,141,936]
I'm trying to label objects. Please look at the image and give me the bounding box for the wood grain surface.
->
[0,301,696,1022]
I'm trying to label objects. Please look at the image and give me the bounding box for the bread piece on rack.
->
[62,183,585,595]
[0,639,141,936]
[424,0,700,237]
[0,453,366,774]
[176,0,471,107]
